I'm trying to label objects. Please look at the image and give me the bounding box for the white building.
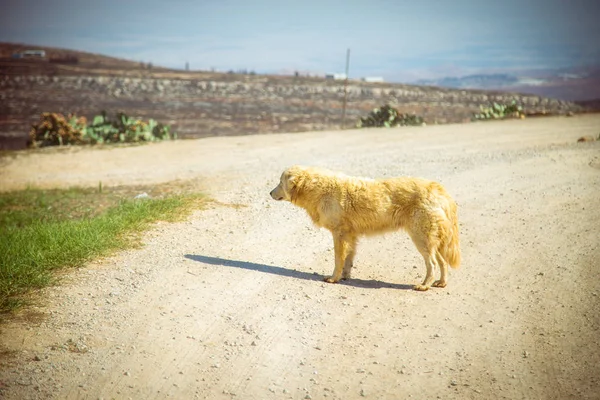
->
[22,50,46,58]
[362,77,384,83]
[325,73,347,80]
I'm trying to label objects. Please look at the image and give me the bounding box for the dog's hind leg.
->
[408,213,443,291]
[409,231,439,291]
[325,232,353,283]
[342,237,357,280]
[432,250,448,288]
[414,252,438,291]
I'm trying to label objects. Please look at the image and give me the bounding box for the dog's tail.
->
[442,199,461,269]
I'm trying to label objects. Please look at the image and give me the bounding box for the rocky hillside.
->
[0,43,586,150]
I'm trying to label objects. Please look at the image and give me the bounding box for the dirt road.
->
[1,115,599,399]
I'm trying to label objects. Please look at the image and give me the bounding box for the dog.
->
[270,166,461,291]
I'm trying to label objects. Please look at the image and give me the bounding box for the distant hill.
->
[0,42,591,151]
[0,42,174,76]
[2,42,598,103]
[0,42,146,68]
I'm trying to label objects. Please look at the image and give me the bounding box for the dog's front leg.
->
[325,233,349,283]
[342,236,357,280]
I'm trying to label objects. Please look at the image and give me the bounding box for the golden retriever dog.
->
[270,166,461,291]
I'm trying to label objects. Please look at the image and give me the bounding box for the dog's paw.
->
[413,284,430,291]
[432,280,447,288]
[324,276,340,283]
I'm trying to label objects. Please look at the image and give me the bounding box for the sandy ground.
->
[0,115,599,400]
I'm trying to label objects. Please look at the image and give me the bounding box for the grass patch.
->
[0,183,207,314]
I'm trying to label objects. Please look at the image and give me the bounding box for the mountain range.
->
[415,66,600,102]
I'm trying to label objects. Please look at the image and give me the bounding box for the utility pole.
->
[341,48,351,129]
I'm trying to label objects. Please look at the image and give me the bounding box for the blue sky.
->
[1,0,599,82]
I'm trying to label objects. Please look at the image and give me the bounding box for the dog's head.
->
[270,166,303,202]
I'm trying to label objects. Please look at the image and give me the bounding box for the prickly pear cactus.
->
[357,105,424,128]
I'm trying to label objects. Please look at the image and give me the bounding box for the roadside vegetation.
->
[356,104,425,128]
[27,111,176,148]
[0,183,206,314]
[355,101,528,129]
[471,100,525,121]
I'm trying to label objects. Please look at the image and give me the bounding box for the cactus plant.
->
[472,100,524,121]
[356,105,424,128]
[27,113,87,148]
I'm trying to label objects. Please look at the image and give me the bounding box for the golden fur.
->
[270,165,461,291]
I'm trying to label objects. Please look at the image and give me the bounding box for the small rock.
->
[577,135,596,143]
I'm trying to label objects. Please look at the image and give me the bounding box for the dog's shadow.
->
[184,254,413,290]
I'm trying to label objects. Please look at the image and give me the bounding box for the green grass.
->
[0,184,206,313]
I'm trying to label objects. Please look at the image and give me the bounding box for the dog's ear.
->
[281,168,297,187]
[286,172,299,202]
[287,173,296,186]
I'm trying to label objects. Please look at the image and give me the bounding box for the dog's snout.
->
[270,185,284,201]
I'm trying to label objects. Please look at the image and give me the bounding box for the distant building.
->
[325,73,347,80]
[362,77,384,83]
[12,50,46,59]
